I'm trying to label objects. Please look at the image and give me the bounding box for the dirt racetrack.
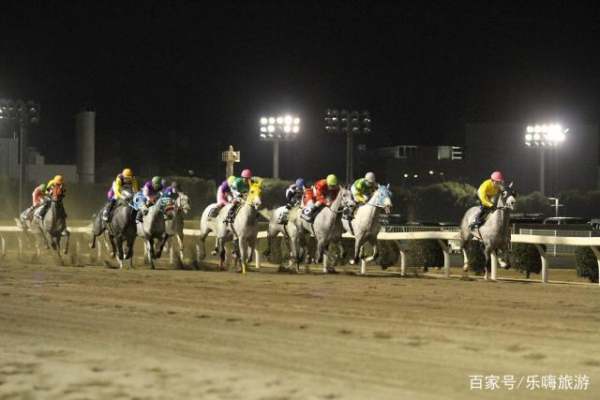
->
[1,258,599,399]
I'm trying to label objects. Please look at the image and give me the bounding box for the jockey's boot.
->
[225,206,236,224]
[102,200,115,222]
[34,201,49,220]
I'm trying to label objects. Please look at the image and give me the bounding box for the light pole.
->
[0,99,40,212]
[221,145,240,179]
[324,109,371,183]
[259,114,300,179]
[524,123,567,196]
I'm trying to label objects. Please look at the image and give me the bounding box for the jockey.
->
[137,176,164,222]
[346,172,378,220]
[301,174,339,221]
[225,169,253,223]
[470,171,505,229]
[285,178,305,209]
[163,181,180,199]
[20,183,47,223]
[35,175,65,219]
[102,168,140,222]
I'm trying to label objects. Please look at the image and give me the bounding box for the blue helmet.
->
[295,178,305,189]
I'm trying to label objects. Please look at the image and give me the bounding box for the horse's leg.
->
[156,233,168,259]
[147,240,156,269]
[176,232,184,262]
[116,237,125,269]
[350,234,363,265]
[238,238,248,274]
[63,230,70,255]
[483,244,492,280]
[217,237,226,270]
[366,236,378,263]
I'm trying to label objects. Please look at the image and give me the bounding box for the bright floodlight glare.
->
[526,126,534,133]
[268,125,275,133]
[276,116,283,124]
[292,126,300,133]
[260,133,267,138]
[428,170,434,175]
[413,174,419,178]
[284,115,292,124]
[403,173,409,178]
[525,133,533,141]
[294,117,300,125]
[533,133,541,140]
[268,117,275,124]
[284,125,291,133]
[534,125,541,133]
[260,117,268,125]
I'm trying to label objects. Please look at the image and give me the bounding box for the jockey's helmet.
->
[53,175,64,184]
[491,171,504,183]
[39,183,47,192]
[295,178,305,188]
[365,172,376,184]
[152,176,162,190]
[326,174,338,187]
[122,168,133,178]
[241,169,253,178]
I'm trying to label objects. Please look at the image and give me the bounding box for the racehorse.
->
[164,192,191,266]
[137,196,170,269]
[296,187,348,272]
[90,190,136,269]
[20,185,69,258]
[459,183,516,280]
[198,181,262,274]
[342,184,392,267]
[262,205,305,272]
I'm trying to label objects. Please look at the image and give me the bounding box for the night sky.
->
[2,2,600,181]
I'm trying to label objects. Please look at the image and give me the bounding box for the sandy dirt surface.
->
[1,257,599,400]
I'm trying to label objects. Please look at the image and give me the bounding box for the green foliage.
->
[405,240,444,269]
[575,247,599,283]
[257,178,292,209]
[510,243,542,278]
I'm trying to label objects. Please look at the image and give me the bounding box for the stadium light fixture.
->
[259,114,301,179]
[524,123,568,196]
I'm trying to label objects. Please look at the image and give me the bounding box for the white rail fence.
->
[1,226,598,286]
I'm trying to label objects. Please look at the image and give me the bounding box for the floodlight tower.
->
[0,99,40,212]
[259,114,300,179]
[324,109,371,183]
[524,123,568,196]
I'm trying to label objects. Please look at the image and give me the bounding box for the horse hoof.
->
[349,259,355,265]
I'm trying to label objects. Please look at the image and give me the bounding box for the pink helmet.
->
[491,171,504,182]
[241,169,253,178]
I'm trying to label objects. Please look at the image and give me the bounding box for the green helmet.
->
[326,174,338,187]
[151,176,162,190]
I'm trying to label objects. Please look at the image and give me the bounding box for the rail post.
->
[590,246,600,287]
[490,251,498,280]
[437,240,451,278]
[534,244,548,283]
[255,249,261,269]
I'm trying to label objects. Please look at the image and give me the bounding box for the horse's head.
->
[176,192,191,215]
[158,196,176,218]
[245,180,262,209]
[120,189,134,203]
[369,184,393,214]
[500,182,517,210]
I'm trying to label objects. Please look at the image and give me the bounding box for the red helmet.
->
[491,171,504,182]
[241,169,253,178]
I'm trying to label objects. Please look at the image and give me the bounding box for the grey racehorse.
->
[20,190,69,258]
[137,198,170,269]
[459,183,516,280]
[165,192,191,266]
[342,184,392,267]
[198,180,262,273]
[90,190,137,269]
[296,187,348,272]
[262,205,305,272]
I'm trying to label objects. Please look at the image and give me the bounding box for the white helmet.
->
[365,172,376,183]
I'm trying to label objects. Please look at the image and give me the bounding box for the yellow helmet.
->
[227,175,236,186]
[122,168,133,177]
[53,175,64,184]
[326,174,338,186]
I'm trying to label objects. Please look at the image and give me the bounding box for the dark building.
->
[465,123,599,195]
[359,145,465,186]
